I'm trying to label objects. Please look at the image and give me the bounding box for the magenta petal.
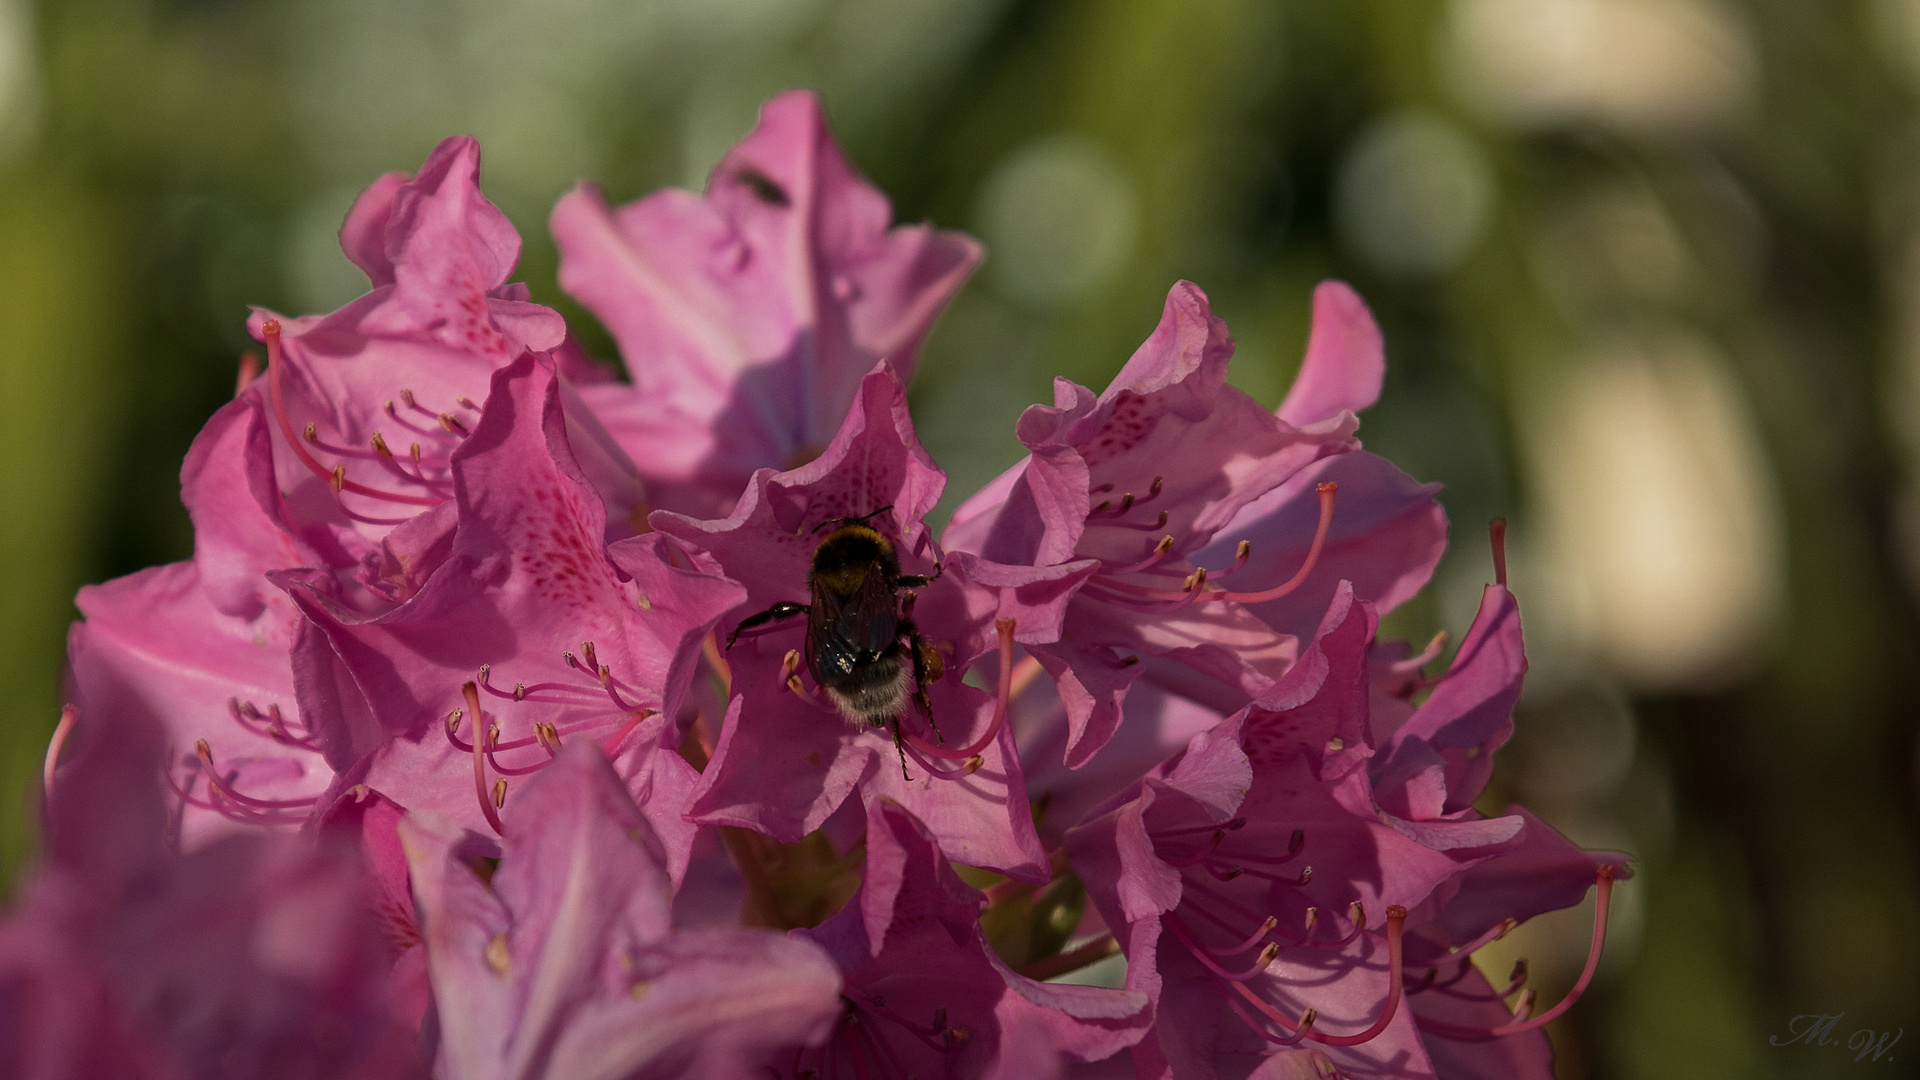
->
[385,136,525,350]
[1191,450,1449,647]
[281,355,736,848]
[1276,280,1386,428]
[406,742,843,1080]
[341,171,410,287]
[554,90,980,516]
[1377,584,1524,812]
[789,800,1149,1078]
[70,563,328,848]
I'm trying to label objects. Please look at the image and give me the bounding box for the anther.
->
[371,432,392,457]
[1093,500,1111,514]
[447,708,463,734]
[492,778,507,808]
[1296,865,1312,885]
[330,465,346,493]
[1288,828,1306,855]
[457,396,478,411]
[1510,988,1536,1021]
[513,683,527,701]
[1117,493,1135,512]
[486,725,499,750]
[1150,476,1164,496]
[780,650,802,684]
[409,443,422,464]
[1302,907,1319,936]
[1151,510,1169,527]
[350,784,370,801]
[399,389,417,408]
[438,413,467,435]
[1348,901,1365,930]
[485,933,509,975]
[1235,539,1251,564]
[303,422,318,442]
[1155,534,1175,555]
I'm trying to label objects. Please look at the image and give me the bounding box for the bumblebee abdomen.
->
[819,652,910,726]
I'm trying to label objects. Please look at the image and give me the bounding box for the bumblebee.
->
[726,507,944,773]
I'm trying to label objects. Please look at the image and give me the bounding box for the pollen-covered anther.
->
[484,933,509,975]
[370,431,392,457]
[1348,902,1367,931]
[1302,907,1320,937]
[486,724,500,750]
[1117,492,1135,512]
[963,754,984,774]
[438,413,467,435]
[302,422,318,442]
[1149,476,1164,496]
[330,465,346,493]
[1156,534,1176,555]
[786,674,811,700]
[513,683,527,701]
[456,396,479,411]
[491,778,507,808]
[1510,988,1536,1021]
[779,650,802,684]
[1296,865,1313,886]
[446,707,464,735]
[1234,539,1251,565]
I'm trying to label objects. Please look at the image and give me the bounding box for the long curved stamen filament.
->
[1163,830,1229,867]
[1227,994,1317,1047]
[1432,958,1529,1003]
[1096,483,1337,605]
[1166,915,1281,981]
[262,320,442,507]
[1390,631,1450,677]
[192,741,321,810]
[1415,866,1619,1041]
[1228,904,1406,1047]
[43,705,77,797]
[464,683,505,835]
[903,618,1014,761]
[599,709,658,755]
[1203,916,1279,957]
[1105,534,1178,575]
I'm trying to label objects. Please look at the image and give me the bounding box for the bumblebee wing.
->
[805,570,900,688]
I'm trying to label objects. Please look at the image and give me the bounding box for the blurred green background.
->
[3,0,1917,1076]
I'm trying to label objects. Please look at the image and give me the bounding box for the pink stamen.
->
[1227,905,1407,1047]
[464,683,505,835]
[1167,913,1281,981]
[43,704,77,797]
[902,619,1015,760]
[599,709,657,755]
[1390,631,1450,676]
[1105,534,1178,575]
[1094,482,1337,605]
[1416,866,1619,1041]
[191,741,321,810]
[263,321,441,508]
[1227,994,1316,1047]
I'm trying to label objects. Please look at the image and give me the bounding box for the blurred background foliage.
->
[1,0,1917,1076]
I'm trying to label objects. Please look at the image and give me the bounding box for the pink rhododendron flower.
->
[654,365,1085,881]
[944,281,1445,768]
[1066,575,1627,1079]
[4,707,421,1079]
[67,133,643,848]
[47,88,1633,1080]
[553,89,982,516]
[282,354,738,879]
[774,798,1150,1078]
[402,739,843,1080]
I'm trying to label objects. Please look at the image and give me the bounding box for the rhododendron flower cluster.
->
[15,90,1630,1080]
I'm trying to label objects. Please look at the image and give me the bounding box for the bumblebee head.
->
[810,524,896,597]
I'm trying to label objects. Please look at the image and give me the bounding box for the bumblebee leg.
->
[890,714,913,782]
[901,619,945,744]
[896,561,943,589]
[724,602,809,649]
